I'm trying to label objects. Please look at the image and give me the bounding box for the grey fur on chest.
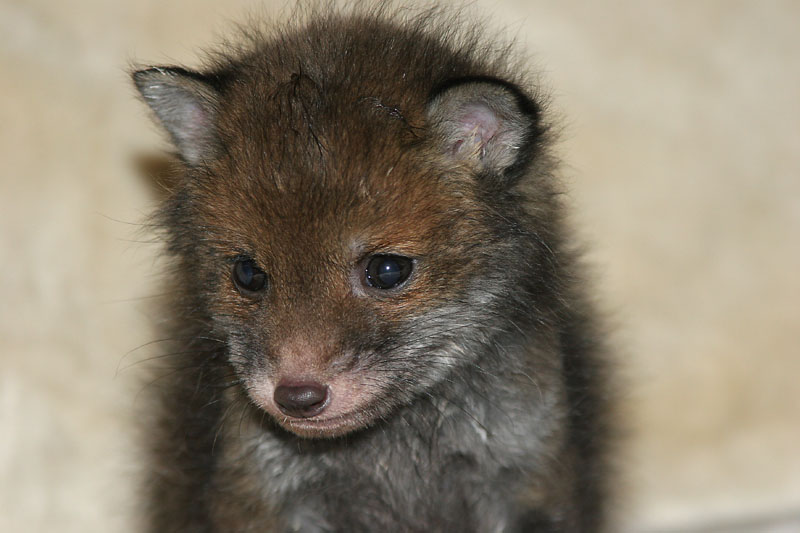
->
[222,374,563,532]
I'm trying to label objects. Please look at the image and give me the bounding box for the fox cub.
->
[133,6,611,532]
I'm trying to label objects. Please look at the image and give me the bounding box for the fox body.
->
[134,7,610,532]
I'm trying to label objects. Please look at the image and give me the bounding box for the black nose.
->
[273,382,330,418]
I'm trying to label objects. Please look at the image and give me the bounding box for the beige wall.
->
[1,1,798,531]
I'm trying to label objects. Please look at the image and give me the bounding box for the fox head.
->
[133,20,554,438]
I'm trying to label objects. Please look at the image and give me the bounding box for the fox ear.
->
[133,67,220,166]
[426,79,540,179]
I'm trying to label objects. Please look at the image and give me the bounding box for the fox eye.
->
[365,255,413,290]
[232,257,268,295]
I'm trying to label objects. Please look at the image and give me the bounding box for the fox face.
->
[134,20,546,440]
[141,80,543,438]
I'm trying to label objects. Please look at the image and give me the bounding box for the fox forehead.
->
[194,130,482,255]
[202,179,479,272]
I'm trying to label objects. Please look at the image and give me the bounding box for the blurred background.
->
[1,1,799,531]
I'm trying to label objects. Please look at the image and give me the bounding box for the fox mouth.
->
[279,410,373,438]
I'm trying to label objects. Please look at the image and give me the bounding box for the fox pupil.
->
[232,258,267,293]
[365,255,413,289]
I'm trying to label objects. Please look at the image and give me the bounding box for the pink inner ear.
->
[182,101,209,139]
[454,103,500,155]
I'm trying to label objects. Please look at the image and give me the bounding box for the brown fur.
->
[134,5,611,532]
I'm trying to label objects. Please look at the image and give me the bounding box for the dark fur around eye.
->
[364,255,413,290]
[232,257,268,295]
